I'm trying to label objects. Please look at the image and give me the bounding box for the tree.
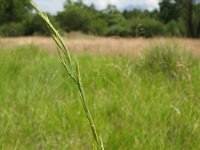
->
[186,0,194,36]
[57,1,88,31]
[159,0,180,23]
[0,0,31,25]
[102,5,125,26]
[159,0,200,37]
[194,3,200,37]
[56,0,107,34]
[123,9,151,19]
[175,0,199,37]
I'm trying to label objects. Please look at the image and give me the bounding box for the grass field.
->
[0,41,200,149]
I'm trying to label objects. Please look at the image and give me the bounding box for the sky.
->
[32,0,160,14]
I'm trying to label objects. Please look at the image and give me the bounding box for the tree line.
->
[0,0,200,38]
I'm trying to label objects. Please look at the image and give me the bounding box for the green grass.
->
[0,44,200,149]
[30,2,104,149]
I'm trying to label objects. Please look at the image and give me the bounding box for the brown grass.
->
[0,36,200,56]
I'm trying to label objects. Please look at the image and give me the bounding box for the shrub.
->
[56,2,98,34]
[129,18,166,37]
[103,18,166,37]
[24,14,61,36]
[105,24,131,37]
[88,18,108,35]
[166,20,183,36]
[0,22,25,37]
[0,14,61,37]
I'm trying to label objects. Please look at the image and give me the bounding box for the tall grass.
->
[0,44,200,149]
[136,44,195,81]
[30,1,104,149]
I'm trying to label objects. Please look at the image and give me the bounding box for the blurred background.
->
[0,0,200,38]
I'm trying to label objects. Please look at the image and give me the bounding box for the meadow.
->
[0,37,200,149]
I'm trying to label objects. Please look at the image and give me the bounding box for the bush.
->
[166,20,183,36]
[0,14,61,37]
[129,18,166,37]
[0,22,25,37]
[136,44,194,80]
[103,18,166,37]
[105,24,131,37]
[56,2,98,33]
[88,18,108,35]
[24,14,61,36]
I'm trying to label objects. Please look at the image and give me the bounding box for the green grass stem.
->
[30,1,104,149]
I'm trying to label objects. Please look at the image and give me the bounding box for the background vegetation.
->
[0,44,200,149]
[0,0,200,38]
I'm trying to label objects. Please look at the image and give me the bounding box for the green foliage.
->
[193,4,200,37]
[0,0,31,25]
[0,22,25,37]
[102,5,125,26]
[129,18,166,37]
[136,44,195,80]
[23,14,50,36]
[104,18,166,37]
[165,20,183,36]
[23,13,61,36]
[159,0,180,23]
[87,18,108,35]
[0,13,61,37]
[1,44,200,149]
[105,24,131,37]
[123,9,152,19]
[172,0,200,37]
[0,0,61,36]
[0,0,199,37]
[0,0,33,37]
[56,1,100,33]
[104,19,131,37]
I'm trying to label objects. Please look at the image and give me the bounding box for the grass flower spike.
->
[30,1,104,149]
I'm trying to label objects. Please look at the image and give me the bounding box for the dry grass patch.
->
[0,36,200,56]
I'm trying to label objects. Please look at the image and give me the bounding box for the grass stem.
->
[30,1,104,149]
